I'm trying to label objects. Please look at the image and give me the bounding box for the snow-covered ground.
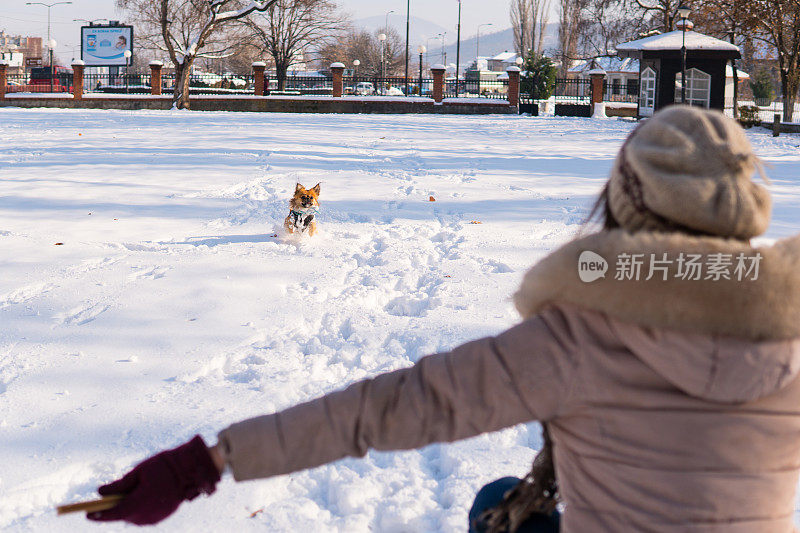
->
[1,109,800,532]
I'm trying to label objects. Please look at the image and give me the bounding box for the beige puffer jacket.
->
[218,230,800,532]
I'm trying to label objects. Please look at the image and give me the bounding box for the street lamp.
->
[26,2,72,65]
[477,23,493,60]
[378,33,387,95]
[385,9,395,31]
[47,38,56,92]
[676,3,691,104]
[353,59,360,80]
[439,32,447,64]
[417,44,426,95]
[124,49,132,94]
[515,56,524,67]
[74,18,109,26]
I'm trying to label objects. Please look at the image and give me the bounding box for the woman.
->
[87,106,800,532]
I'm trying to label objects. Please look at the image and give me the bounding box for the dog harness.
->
[291,207,319,231]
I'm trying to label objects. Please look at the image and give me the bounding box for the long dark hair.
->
[583,184,620,232]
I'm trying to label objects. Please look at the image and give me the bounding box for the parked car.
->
[354,82,375,95]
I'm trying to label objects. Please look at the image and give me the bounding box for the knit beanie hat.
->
[607,105,771,240]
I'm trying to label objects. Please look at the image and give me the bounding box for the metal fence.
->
[6,72,72,93]
[82,73,257,95]
[729,98,800,123]
[604,80,639,103]
[553,78,593,104]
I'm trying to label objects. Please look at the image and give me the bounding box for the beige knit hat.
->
[607,106,771,240]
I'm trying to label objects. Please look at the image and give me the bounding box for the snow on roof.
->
[725,64,749,79]
[616,30,740,54]
[491,51,518,62]
[569,57,639,74]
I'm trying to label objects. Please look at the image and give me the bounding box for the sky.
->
[1,0,516,64]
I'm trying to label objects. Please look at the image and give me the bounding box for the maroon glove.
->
[87,435,221,526]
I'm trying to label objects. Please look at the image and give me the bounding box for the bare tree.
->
[245,0,345,90]
[511,0,552,57]
[532,0,552,55]
[632,0,680,32]
[511,0,533,55]
[116,0,279,109]
[317,27,403,77]
[557,0,590,74]
[740,0,800,121]
[580,0,649,57]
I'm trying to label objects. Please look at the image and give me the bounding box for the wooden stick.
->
[56,494,125,515]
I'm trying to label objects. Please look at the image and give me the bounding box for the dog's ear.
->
[295,183,304,193]
[311,183,321,195]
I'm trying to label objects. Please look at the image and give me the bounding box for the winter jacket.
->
[217,229,800,532]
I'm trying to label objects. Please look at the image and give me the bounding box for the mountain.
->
[427,24,560,67]
[353,15,560,68]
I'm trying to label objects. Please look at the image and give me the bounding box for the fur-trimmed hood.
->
[514,230,800,403]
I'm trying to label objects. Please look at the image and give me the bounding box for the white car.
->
[354,82,375,95]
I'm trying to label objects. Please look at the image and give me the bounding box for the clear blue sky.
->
[2,0,516,63]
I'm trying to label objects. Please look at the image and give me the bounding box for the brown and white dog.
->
[284,183,321,236]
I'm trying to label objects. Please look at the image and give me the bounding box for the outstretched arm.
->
[87,306,581,525]
[217,306,581,481]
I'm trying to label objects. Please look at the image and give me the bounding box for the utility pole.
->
[404,0,410,97]
[26,1,73,66]
[455,0,462,97]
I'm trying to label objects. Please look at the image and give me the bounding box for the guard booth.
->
[615,30,740,117]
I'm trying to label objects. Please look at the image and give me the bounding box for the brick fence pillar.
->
[506,66,521,108]
[431,64,446,103]
[252,61,266,96]
[149,60,163,96]
[330,62,345,97]
[0,61,7,100]
[589,68,606,115]
[71,60,85,99]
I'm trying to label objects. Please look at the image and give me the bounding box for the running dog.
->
[284,183,321,236]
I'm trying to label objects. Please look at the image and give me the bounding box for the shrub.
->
[750,69,775,103]
[738,105,761,128]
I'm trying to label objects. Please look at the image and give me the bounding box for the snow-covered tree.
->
[244,0,345,91]
[116,0,280,108]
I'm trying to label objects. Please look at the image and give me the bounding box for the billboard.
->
[81,25,133,67]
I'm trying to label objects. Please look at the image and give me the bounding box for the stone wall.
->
[0,96,515,115]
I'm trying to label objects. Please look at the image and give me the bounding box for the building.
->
[0,30,43,73]
[487,51,521,72]
[569,57,640,102]
[615,29,741,116]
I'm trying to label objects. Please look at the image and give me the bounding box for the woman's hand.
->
[87,435,222,526]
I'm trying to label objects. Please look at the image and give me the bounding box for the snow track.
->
[2,109,800,531]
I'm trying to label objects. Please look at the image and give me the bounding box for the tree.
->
[557,0,590,74]
[511,0,551,57]
[522,51,557,99]
[511,0,533,55]
[317,27,404,77]
[739,0,800,121]
[116,0,280,109]
[631,0,681,32]
[579,0,649,57]
[245,0,345,90]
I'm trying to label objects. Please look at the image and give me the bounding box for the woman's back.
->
[546,303,800,532]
